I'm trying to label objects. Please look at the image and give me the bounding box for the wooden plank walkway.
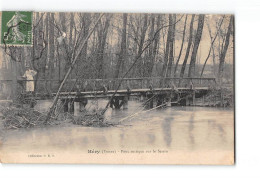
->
[22,87,209,100]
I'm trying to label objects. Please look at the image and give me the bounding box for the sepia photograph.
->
[0,11,234,164]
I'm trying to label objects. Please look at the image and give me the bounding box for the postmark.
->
[1,11,32,46]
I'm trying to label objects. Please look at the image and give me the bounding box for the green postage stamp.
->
[1,11,32,45]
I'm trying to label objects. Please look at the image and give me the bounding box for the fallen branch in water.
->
[119,101,169,123]
[72,108,116,127]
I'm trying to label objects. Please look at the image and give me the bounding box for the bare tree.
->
[114,13,127,79]
[96,14,112,78]
[150,15,161,77]
[166,14,176,78]
[47,13,55,91]
[136,14,148,77]
[179,14,195,78]
[200,15,224,77]
[174,14,187,77]
[161,14,177,81]
[145,14,155,77]
[218,15,233,81]
[188,14,205,77]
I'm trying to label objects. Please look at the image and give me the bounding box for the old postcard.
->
[0,11,234,164]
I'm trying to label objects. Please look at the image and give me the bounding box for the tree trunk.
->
[44,13,49,93]
[48,13,55,92]
[180,14,195,78]
[166,14,176,78]
[150,15,161,77]
[69,13,74,49]
[114,13,127,79]
[80,14,91,61]
[58,13,68,77]
[161,14,172,78]
[174,14,187,77]
[145,14,155,77]
[207,22,217,77]
[97,15,111,79]
[136,14,148,77]
[188,14,205,77]
[218,16,233,81]
[32,12,40,93]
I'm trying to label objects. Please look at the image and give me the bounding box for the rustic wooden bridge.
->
[7,77,216,111]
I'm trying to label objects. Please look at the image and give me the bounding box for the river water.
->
[0,100,234,164]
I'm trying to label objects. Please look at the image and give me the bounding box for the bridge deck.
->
[23,87,209,100]
[2,77,215,101]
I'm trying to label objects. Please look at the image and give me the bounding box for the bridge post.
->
[149,98,154,108]
[122,96,128,109]
[109,96,129,109]
[69,100,75,113]
[110,97,120,109]
[170,93,178,106]
[156,94,165,107]
[79,100,88,111]
[114,97,120,109]
[109,97,114,108]
[140,95,144,101]
[185,95,189,106]
[192,91,196,105]
[61,99,69,112]
[145,94,154,108]
[75,98,88,112]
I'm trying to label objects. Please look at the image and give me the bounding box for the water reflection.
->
[162,117,173,147]
[188,113,195,148]
[147,133,156,145]
[207,120,227,144]
[0,100,234,154]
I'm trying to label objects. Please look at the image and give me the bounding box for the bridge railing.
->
[71,77,217,91]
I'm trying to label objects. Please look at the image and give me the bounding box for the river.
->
[0,100,234,164]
